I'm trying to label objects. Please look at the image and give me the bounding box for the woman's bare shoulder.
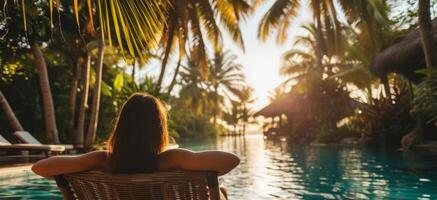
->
[84,150,109,159]
[84,150,111,171]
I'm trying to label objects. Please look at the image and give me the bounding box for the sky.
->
[139,1,313,111]
[224,1,312,110]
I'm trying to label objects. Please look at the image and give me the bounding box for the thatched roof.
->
[370,18,437,82]
[254,93,307,118]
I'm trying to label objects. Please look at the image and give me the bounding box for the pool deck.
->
[0,164,32,177]
[0,155,43,176]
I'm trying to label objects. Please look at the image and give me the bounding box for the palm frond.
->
[212,0,250,50]
[188,3,209,78]
[197,0,223,51]
[13,0,168,59]
[282,49,314,61]
[258,0,300,42]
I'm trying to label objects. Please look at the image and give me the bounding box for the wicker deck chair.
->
[54,171,221,200]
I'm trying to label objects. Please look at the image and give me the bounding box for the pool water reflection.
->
[181,134,437,199]
[1,134,437,199]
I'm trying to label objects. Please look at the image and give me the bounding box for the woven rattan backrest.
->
[56,171,220,200]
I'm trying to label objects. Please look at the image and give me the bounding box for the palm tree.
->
[166,56,183,95]
[75,55,91,149]
[1,1,61,143]
[155,0,251,93]
[7,0,168,147]
[66,57,80,141]
[280,48,317,84]
[338,0,389,58]
[223,100,241,135]
[0,91,24,131]
[258,0,388,72]
[409,0,437,144]
[278,25,328,91]
[30,39,60,144]
[73,1,167,149]
[208,50,245,125]
[237,86,255,135]
[11,0,168,60]
[333,44,376,104]
[418,0,437,69]
[280,23,378,103]
[258,0,336,70]
[179,59,212,116]
[268,85,287,102]
[85,37,105,150]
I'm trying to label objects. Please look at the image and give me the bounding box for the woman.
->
[32,93,240,196]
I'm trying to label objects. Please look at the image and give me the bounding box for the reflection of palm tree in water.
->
[217,135,247,156]
[213,136,437,199]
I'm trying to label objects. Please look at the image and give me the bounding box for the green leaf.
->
[113,72,124,91]
[415,68,437,75]
[101,81,112,96]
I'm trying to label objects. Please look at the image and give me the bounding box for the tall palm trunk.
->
[411,0,437,144]
[314,2,325,73]
[233,124,237,135]
[212,85,219,126]
[75,55,91,149]
[419,0,437,68]
[85,37,105,150]
[0,91,24,131]
[167,57,182,95]
[156,16,176,93]
[30,40,60,144]
[242,105,247,135]
[67,59,80,141]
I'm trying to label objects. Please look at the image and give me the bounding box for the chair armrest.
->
[54,175,75,200]
[206,172,220,200]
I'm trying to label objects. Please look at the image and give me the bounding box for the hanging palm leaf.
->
[13,0,169,59]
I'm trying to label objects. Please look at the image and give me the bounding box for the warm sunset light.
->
[226,2,312,110]
[1,0,437,199]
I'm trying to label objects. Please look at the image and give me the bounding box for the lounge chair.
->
[0,134,65,156]
[13,131,74,152]
[54,170,221,200]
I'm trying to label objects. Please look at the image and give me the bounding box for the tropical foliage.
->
[155,0,251,93]
[413,69,437,123]
[258,0,436,147]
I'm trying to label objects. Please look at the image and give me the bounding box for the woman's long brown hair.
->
[107,93,168,173]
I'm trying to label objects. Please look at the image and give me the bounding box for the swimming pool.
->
[1,135,437,199]
[0,169,61,199]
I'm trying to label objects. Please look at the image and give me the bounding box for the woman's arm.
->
[31,151,108,177]
[157,148,240,176]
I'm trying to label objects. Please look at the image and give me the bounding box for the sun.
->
[240,47,287,110]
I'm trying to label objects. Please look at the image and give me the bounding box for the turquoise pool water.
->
[1,134,437,199]
[0,171,61,199]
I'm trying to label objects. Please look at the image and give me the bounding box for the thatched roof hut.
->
[254,93,307,118]
[370,18,437,82]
